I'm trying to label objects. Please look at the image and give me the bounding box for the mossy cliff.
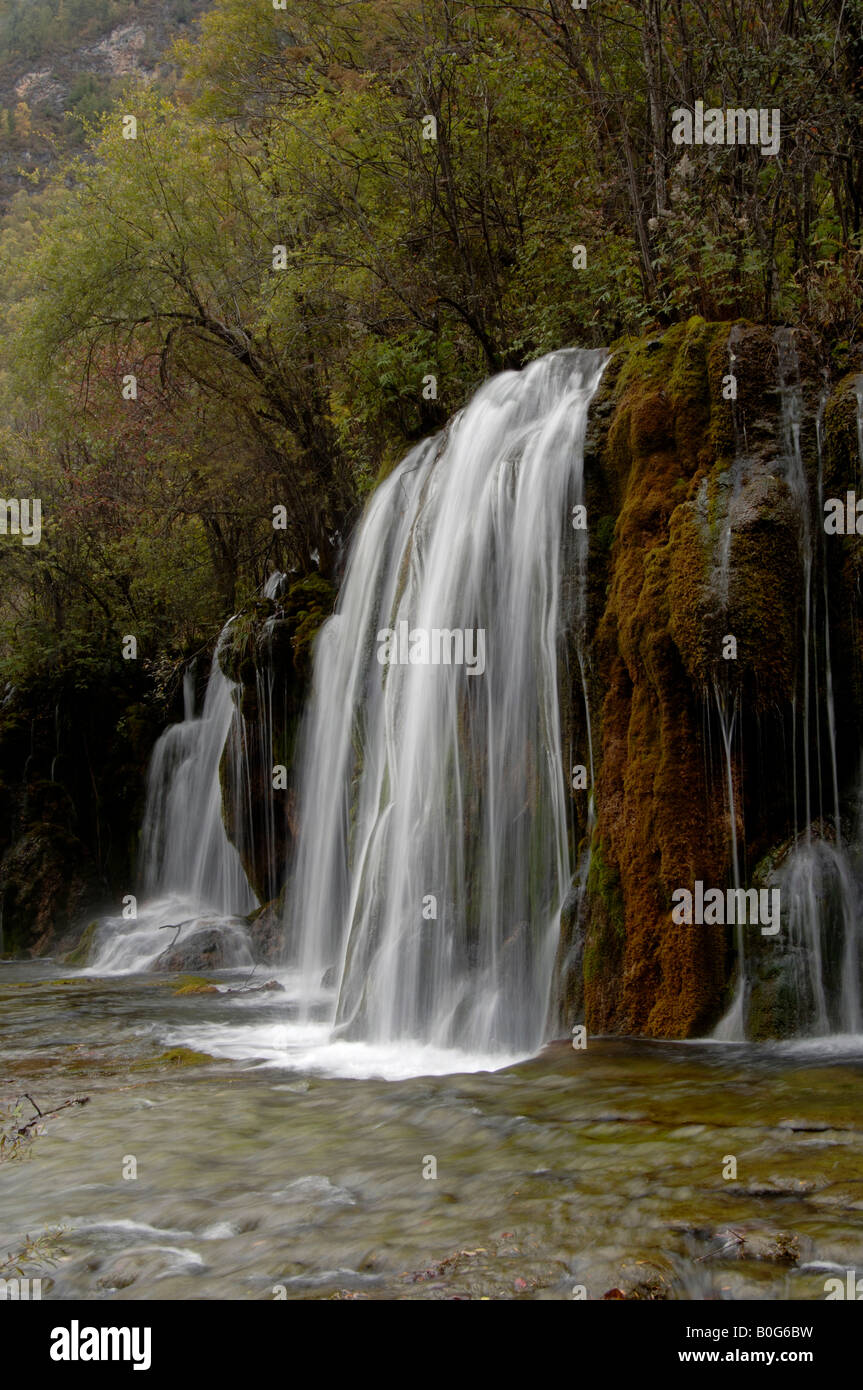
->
[216,573,335,907]
[563,320,863,1038]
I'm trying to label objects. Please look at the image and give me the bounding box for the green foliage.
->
[0,0,196,65]
[0,1227,65,1279]
[0,1099,38,1164]
[0,0,861,703]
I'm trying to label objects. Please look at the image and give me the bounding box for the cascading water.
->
[138,638,256,917]
[81,338,863,1058]
[710,336,751,1039]
[712,684,745,1040]
[283,349,607,1060]
[769,341,862,1035]
[816,394,842,841]
[715,337,863,1038]
[88,630,258,973]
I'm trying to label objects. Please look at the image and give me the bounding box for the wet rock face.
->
[217,573,335,907]
[246,889,287,964]
[152,922,253,972]
[669,465,802,702]
[0,663,161,957]
[563,320,863,1040]
[0,825,100,957]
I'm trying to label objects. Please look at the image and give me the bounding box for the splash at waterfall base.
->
[59,319,863,1063]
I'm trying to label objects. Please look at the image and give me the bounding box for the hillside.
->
[0,0,209,210]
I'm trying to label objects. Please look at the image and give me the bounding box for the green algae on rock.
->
[130,1047,216,1070]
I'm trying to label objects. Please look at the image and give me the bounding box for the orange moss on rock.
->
[582,319,737,1037]
[570,324,861,1038]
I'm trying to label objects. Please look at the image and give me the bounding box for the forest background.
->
[0,0,860,933]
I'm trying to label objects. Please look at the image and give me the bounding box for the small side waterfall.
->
[285,349,607,1057]
[779,838,861,1034]
[89,632,258,973]
[715,337,863,1038]
[712,684,745,1040]
[767,345,863,1035]
[138,641,256,916]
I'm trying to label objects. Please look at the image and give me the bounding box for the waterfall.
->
[769,342,862,1035]
[285,349,607,1057]
[80,336,863,1049]
[779,837,861,1034]
[88,631,257,973]
[816,395,842,840]
[715,337,863,1038]
[138,636,256,916]
[712,683,746,1040]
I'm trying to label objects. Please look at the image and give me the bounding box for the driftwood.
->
[217,963,284,996]
[221,979,284,996]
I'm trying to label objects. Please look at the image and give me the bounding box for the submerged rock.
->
[246,887,286,963]
[60,919,101,967]
[172,975,219,995]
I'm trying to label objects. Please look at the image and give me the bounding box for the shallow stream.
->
[2,961,862,1301]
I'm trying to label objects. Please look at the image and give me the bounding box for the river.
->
[3,959,862,1301]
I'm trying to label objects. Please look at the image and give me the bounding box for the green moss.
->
[60,920,100,967]
[582,939,603,986]
[725,496,799,703]
[1,976,97,989]
[594,514,616,553]
[287,574,336,674]
[172,976,219,995]
[586,841,625,938]
[287,572,336,607]
[613,322,688,397]
[131,1047,215,1069]
[667,500,712,685]
[580,320,744,1037]
[824,375,861,495]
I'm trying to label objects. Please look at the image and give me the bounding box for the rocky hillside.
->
[0,0,209,211]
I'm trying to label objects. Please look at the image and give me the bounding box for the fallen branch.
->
[695,1228,747,1263]
[159,919,196,951]
[14,1095,90,1138]
[222,979,284,996]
